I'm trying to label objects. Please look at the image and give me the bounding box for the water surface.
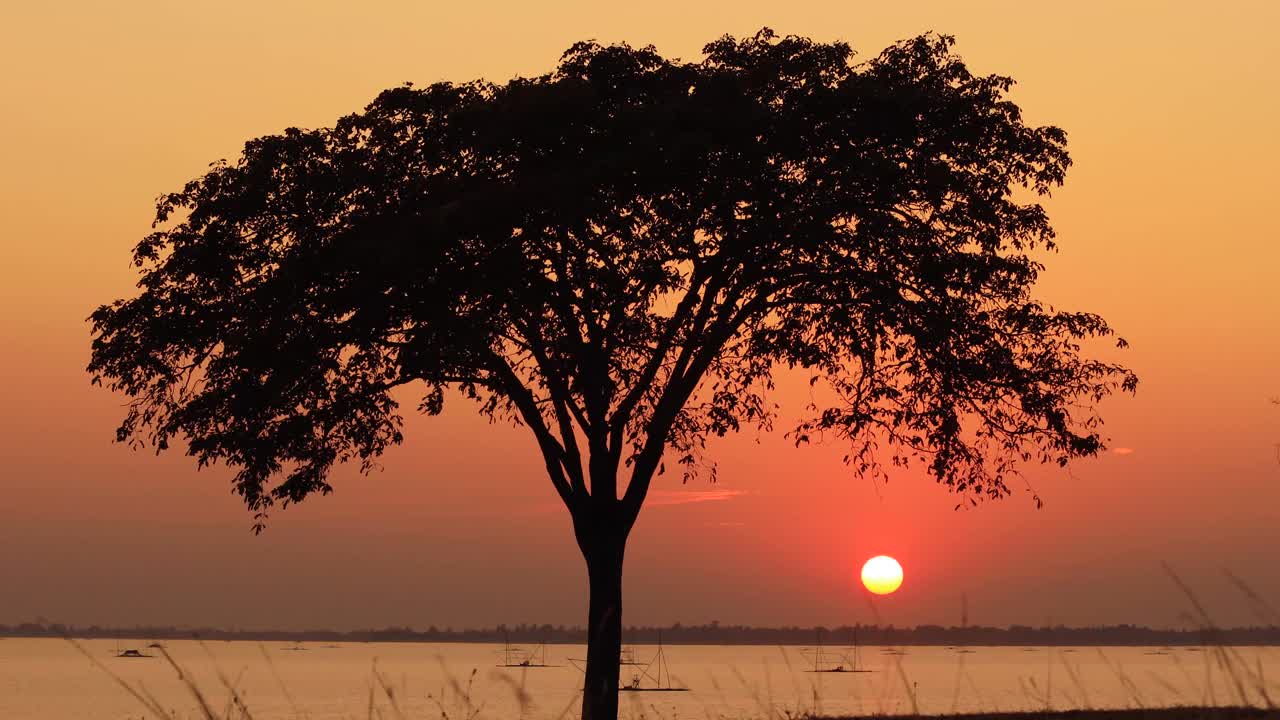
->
[1,638,1275,719]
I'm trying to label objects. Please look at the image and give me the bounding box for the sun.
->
[861,555,903,595]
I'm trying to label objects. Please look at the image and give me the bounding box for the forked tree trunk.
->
[580,534,626,720]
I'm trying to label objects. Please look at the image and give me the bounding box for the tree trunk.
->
[581,535,625,720]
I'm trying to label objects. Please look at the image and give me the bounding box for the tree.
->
[89,30,1136,720]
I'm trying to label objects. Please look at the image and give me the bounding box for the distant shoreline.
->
[5,623,1279,646]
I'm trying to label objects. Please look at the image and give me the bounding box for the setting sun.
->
[861,555,904,595]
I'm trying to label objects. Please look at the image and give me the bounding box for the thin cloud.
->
[1112,447,1135,455]
[647,489,748,506]
[528,488,749,514]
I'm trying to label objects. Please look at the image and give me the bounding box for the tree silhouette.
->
[89,30,1136,720]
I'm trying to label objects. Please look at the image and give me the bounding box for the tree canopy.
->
[90,29,1138,719]
[90,30,1136,532]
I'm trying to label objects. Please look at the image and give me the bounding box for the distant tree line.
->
[5,621,1278,646]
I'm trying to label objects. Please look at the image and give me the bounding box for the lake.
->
[1,638,1276,718]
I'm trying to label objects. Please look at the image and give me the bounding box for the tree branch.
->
[486,352,581,513]
[619,287,767,524]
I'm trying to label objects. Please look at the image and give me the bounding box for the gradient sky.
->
[1,1,1277,632]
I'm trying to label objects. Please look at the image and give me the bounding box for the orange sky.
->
[1,2,1277,631]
